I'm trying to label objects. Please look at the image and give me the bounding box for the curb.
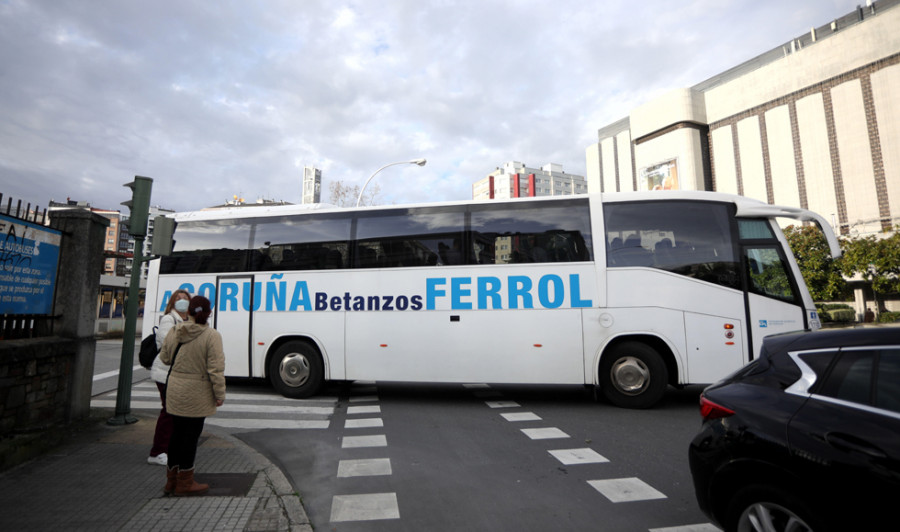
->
[209,427,313,532]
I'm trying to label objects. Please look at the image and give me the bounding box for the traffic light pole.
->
[108,176,153,426]
[107,235,145,425]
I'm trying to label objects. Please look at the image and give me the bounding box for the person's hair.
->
[163,289,192,315]
[188,295,213,325]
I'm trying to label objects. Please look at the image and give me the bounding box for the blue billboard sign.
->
[0,214,62,314]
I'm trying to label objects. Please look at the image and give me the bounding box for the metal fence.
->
[0,192,57,339]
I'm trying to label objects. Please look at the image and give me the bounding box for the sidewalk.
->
[0,409,312,532]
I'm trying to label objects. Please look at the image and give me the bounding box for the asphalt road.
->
[91,339,716,531]
[238,381,715,532]
[92,338,147,396]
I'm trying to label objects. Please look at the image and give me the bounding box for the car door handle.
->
[825,432,888,459]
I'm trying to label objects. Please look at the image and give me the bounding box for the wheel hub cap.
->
[279,353,310,387]
[611,357,650,395]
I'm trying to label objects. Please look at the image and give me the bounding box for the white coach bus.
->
[143,191,841,408]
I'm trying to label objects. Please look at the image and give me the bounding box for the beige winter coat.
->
[159,320,226,418]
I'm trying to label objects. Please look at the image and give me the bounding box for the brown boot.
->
[174,467,209,496]
[164,466,179,495]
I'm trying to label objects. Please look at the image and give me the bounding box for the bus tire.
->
[269,340,324,399]
[599,342,667,409]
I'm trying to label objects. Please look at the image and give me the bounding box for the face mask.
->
[174,299,190,313]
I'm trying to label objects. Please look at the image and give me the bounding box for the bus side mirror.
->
[151,215,177,256]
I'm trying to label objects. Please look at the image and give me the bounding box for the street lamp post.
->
[356,158,427,207]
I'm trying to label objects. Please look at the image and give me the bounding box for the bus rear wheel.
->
[269,340,324,399]
[600,342,667,409]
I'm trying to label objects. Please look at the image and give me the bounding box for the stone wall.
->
[0,209,108,438]
[0,338,76,434]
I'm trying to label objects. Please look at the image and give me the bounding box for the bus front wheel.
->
[269,340,324,399]
[600,342,667,409]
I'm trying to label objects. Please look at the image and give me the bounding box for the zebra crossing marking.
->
[331,384,400,524]
[587,477,667,503]
[337,458,392,478]
[485,400,520,408]
[330,492,399,522]
[344,418,383,429]
[347,405,381,415]
[341,435,387,448]
[649,525,721,532]
[501,412,541,422]
[521,427,569,440]
[548,448,609,465]
[90,382,336,430]
[207,419,329,429]
[473,384,708,527]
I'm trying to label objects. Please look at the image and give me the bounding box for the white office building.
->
[586,0,900,237]
[473,162,587,200]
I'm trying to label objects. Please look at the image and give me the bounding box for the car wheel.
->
[599,342,667,409]
[268,340,324,399]
[728,485,818,532]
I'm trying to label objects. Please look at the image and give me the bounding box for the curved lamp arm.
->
[356,158,427,207]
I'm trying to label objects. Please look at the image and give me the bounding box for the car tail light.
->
[699,395,735,420]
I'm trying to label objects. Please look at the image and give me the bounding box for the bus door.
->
[742,244,806,359]
[214,275,254,377]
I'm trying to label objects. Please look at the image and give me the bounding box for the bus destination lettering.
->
[163,273,594,313]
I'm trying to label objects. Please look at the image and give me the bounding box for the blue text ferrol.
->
[160,273,594,313]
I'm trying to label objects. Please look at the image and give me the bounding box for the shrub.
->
[877,311,900,323]
[827,309,856,323]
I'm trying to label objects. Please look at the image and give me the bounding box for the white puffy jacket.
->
[150,312,182,384]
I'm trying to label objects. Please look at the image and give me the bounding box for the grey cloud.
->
[0,0,863,212]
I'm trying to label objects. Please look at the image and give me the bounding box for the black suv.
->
[688,327,900,532]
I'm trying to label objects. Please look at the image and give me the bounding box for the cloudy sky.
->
[0,0,862,213]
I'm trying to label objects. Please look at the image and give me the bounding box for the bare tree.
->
[327,181,381,207]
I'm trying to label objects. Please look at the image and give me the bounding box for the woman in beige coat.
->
[158,295,226,496]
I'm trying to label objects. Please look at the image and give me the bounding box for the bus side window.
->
[354,208,465,269]
[251,214,351,271]
[469,199,593,265]
[604,201,739,289]
[162,220,253,274]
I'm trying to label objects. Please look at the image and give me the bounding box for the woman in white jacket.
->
[147,289,191,465]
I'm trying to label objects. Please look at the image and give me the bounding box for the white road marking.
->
[207,419,329,429]
[501,412,542,422]
[344,418,384,429]
[91,384,335,430]
[89,399,332,415]
[650,525,720,532]
[347,405,381,415]
[485,400,520,408]
[342,435,388,448]
[337,458,392,478]
[92,365,144,381]
[548,448,609,465]
[330,492,400,522]
[588,478,667,503]
[521,427,570,440]
[220,403,333,415]
[125,389,337,404]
